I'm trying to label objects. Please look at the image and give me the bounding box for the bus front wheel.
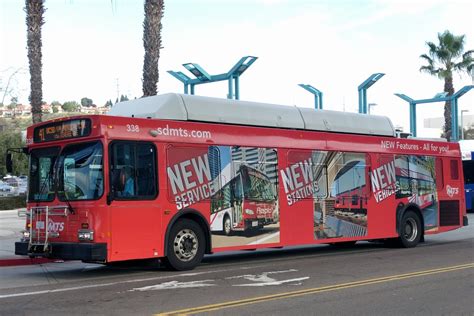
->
[397,210,422,248]
[164,219,205,271]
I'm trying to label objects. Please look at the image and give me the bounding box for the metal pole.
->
[227,78,233,99]
[461,111,465,140]
[319,92,323,109]
[451,98,457,141]
[184,84,189,94]
[190,84,195,95]
[410,102,417,136]
[234,76,240,100]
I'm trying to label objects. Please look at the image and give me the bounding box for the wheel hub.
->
[404,218,418,242]
[173,229,198,262]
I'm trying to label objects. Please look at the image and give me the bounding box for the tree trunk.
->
[25,0,45,124]
[443,77,455,141]
[142,0,164,97]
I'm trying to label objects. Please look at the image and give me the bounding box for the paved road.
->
[0,210,25,259]
[0,215,473,315]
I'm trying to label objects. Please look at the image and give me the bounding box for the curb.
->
[0,257,62,267]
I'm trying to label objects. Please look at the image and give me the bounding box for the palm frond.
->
[462,50,474,60]
[427,42,437,57]
[419,54,434,66]
[419,65,438,75]
[454,59,473,72]
[438,69,451,80]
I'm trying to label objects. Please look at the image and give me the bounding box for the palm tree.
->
[25,0,45,124]
[142,0,164,97]
[420,30,473,141]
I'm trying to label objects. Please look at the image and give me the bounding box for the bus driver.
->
[120,167,135,197]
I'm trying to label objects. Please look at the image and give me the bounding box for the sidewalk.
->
[0,209,55,266]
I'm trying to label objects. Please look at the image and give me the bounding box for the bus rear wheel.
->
[223,215,232,236]
[164,219,205,271]
[397,210,422,248]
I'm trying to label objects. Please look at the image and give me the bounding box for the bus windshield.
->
[28,142,104,201]
[29,147,60,201]
[241,167,275,202]
[57,141,104,200]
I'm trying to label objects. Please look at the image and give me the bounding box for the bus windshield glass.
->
[242,168,275,202]
[57,141,104,200]
[29,147,60,201]
[29,142,104,201]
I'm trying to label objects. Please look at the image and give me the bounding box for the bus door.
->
[109,141,159,260]
[231,174,244,229]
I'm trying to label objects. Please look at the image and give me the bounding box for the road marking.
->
[225,269,298,280]
[225,269,309,286]
[156,263,474,316]
[234,277,310,287]
[0,266,258,299]
[129,280,215,292]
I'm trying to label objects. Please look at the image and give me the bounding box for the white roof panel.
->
[108,93,395,137]
[298,108,395,136]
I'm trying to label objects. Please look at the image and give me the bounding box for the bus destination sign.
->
[33,119,92,143]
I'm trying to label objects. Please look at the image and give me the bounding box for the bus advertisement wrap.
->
[167,145,280,248]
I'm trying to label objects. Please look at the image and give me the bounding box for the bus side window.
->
[110,141,157,200]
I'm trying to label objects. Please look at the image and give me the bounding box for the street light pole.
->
[461,110,469,139]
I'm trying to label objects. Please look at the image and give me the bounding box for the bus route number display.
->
[33,119,92,143]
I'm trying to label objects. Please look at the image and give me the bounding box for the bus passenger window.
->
[110,142,157,200]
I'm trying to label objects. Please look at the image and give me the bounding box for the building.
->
[424,114,474,130]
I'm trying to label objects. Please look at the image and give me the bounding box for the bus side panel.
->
[433,157,466,232]
[278,149,316,245]
[365,153,398,238]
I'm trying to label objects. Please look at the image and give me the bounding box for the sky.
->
[0,0,473,138]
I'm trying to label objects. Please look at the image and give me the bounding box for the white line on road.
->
[0,265,258,299]
[129,279,215,292]
[234,277,310,287]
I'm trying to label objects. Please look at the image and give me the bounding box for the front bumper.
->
[15,242,107,262]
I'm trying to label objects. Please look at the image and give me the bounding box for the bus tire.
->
[164,219,205,271]
[397,210,422,248]
[223,215,232,236]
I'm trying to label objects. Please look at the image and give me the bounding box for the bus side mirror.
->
[6,153,13,173]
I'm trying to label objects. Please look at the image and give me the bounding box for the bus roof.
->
[108,93,396,137]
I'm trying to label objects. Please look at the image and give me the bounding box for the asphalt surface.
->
[0,210,25,259]
[0,214,472,315]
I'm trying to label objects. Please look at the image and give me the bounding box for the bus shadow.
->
[200,241,388,266]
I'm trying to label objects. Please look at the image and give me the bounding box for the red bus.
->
[10,93,467,270]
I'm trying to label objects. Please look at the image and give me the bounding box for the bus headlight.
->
[245,209,254,215]
[78,229,94,241]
